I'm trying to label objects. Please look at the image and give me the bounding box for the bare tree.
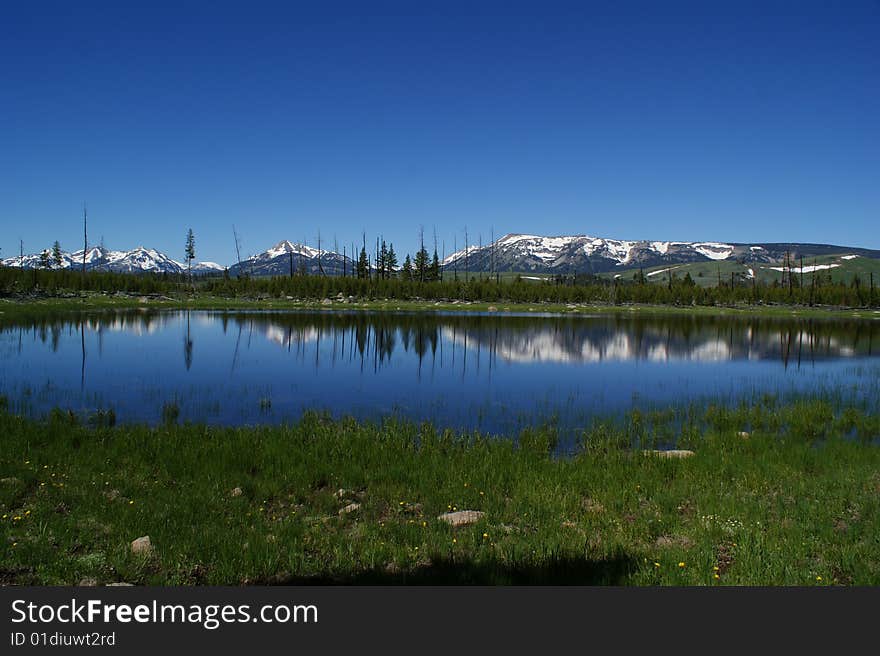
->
[433,226,439,282]
[464,226,468,280]
[419,226,425,282]
[490,226,495,282]
[82,203,88,283]
[232,225,243,278]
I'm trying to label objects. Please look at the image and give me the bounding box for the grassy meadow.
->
[2,396,880,586]
[602,253,880,288]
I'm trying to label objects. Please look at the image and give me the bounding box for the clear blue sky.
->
[2,0,878,264]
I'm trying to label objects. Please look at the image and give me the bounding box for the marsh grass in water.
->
[2,396,880,585]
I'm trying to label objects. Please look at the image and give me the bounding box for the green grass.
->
[604,254,880,288]
[2,398,880,585]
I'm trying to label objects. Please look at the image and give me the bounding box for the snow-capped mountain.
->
[192,261,225,273]
[1,246,224,275]
[441,233,880,274]
[227,240,354,277]
[6,233,877,278]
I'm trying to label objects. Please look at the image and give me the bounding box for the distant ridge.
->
[441,233,880,274]
[5,233,878,276]
[226,240,354,277]
[1,245,223,275]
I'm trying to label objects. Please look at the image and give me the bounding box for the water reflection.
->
[1,310,877,432]
[212,311,877,370]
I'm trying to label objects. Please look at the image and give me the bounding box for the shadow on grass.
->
[265,553,638,585]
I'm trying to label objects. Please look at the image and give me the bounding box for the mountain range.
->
[1,246,223,275]
[4,234,878,276]
[440,234,880,274]
[226,240,353,277]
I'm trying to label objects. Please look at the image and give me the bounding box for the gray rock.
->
[130,535,152,555]
[437,510,485,526]
[230,487,243,497]
[643,449,695,459]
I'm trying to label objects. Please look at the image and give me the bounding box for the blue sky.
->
[2,1,878,264]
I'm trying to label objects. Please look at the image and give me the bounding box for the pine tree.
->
[402,254,413,281]
[415,226,428,282]
[379,240,389,279]
[52,241,63,268]
[39,249,50,269]
[357,245,369,279]
[386,243,398,278]
[414,246,429,282]
[184,228,196,286]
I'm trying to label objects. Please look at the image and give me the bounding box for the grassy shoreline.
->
[3,293,880,321]
[2,398,879,585]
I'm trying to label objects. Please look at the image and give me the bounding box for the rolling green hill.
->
[598,254,880,287]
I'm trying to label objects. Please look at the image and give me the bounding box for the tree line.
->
[1,262,877,308]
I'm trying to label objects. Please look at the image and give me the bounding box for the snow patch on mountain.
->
[194,261,224,271]
[442,244,481,265]
[646,266,682,278]
[264,240,322,259]
[692,243,734,260]
[768,263,840,274]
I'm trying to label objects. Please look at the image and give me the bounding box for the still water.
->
[1,310,878,434]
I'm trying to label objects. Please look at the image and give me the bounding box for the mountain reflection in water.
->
[1,310,877,433]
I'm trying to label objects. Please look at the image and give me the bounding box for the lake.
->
[2,309,878,438]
